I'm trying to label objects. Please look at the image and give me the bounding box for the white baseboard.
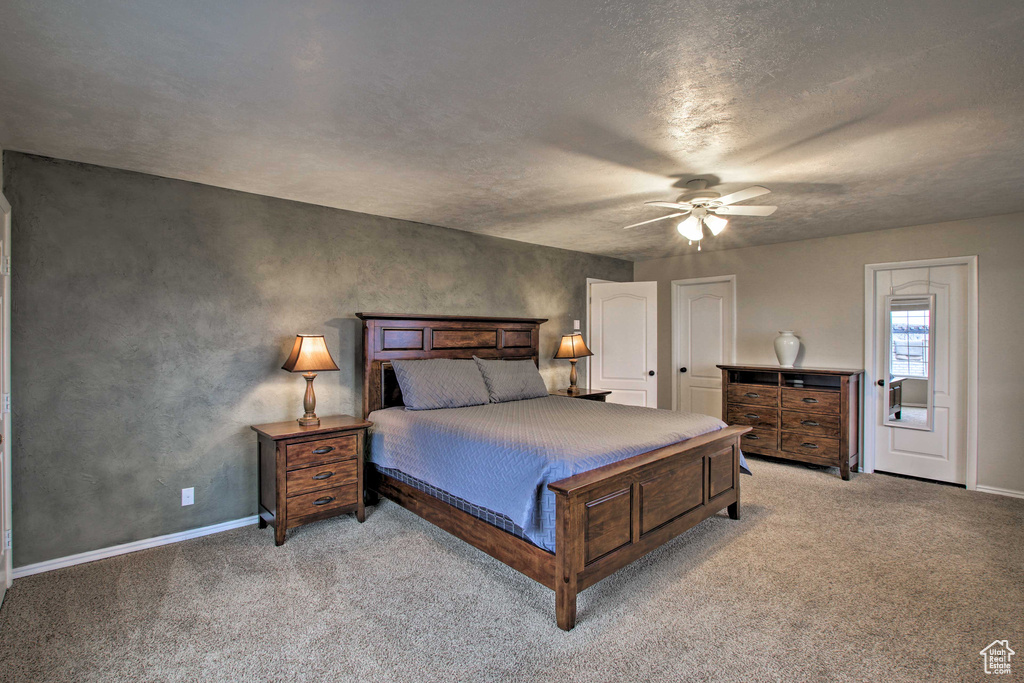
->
[975,485,1024,500]
[12,515,258,579]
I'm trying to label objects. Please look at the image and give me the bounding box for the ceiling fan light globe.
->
[703,214,728,235]
[677,215,703,241]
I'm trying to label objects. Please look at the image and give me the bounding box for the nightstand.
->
[251,415,372,545]
[549,388,612,402]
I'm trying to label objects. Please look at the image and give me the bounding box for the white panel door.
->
[589,281,657,407]
[873,264,967,483]
[673,279,733,418]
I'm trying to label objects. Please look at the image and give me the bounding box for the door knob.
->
[679,367,687,373]
[648,370,655,376]
[876,379,885,387]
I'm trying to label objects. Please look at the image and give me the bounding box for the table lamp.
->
[553,332,593,394]
[281,334,339,426]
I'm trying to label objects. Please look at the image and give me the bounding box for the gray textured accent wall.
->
[5,152,631,567]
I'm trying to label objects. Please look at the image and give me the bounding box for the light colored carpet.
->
[1,458,1021,682]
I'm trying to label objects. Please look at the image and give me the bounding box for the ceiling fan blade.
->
[622,212,686,230]
[716,186,770,206]
[711,205,777,216]
[644,201,692,210]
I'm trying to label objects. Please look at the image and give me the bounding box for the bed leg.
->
[556,582,577,631]
[554,492,582,631]
[728,499,741,520]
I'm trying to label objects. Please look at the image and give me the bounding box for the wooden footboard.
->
[368,424,748,631]
[548,424,749,630]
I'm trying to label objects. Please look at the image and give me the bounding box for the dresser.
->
[251,415,371,545]
[717,365,863,480]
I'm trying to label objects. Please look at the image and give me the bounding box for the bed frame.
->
[356,313,749,630]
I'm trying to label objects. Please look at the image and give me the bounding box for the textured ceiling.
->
[2,1,1023,261]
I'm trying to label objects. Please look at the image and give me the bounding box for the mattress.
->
[368,395,747,552]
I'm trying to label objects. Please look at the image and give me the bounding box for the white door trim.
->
[585,277,615,390]
[670,275,737,411]
[0,191,10,591]
[863,256,978,489]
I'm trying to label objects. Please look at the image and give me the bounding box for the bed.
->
[357,313,750,630]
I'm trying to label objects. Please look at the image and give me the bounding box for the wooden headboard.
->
[355,313,548,418]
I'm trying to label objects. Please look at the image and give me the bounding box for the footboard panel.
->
[549,425,748,629]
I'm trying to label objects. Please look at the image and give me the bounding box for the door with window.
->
[589,281,657,407]
[869,262,969,484]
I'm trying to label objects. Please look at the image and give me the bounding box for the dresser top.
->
[717,364,864,375]
[251,414,372,440]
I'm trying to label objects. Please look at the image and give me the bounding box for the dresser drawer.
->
[781,410,840,438]
[781,389,840,414]
[287,483,358,520]
[727,405,778,429]
[781,433,840,462]
[727,384,779,408]
[739,427,777,453]
[286,434,358,470]
[286,458,357,498]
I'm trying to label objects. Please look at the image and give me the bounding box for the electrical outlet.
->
[573,319,580,330]
[181,487,194,506]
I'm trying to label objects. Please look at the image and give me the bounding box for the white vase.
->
[774,331,800,368]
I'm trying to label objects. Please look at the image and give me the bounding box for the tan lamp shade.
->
[281,335,340,373]
[553,333,593,360]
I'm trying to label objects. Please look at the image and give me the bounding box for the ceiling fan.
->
[623,179,778,250]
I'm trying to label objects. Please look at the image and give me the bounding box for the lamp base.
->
[297,372,320,427]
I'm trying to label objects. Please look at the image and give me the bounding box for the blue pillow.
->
[473,356,549,403]
[390,359,490,410]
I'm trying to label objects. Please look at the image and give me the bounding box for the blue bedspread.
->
[368,396,748,552]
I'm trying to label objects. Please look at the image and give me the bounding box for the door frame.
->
[670,275,737,411]
[585,277,615,391]
[0,191,9,591]
[863,256,978,488]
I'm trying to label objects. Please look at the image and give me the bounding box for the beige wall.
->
[634,212,1024,495]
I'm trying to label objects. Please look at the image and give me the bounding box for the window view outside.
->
[890,309,929,378]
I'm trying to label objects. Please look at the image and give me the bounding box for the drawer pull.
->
[744,434,760,440]
[801,420,820,427]
[802,397,819,404]
[312,471,334,481]
[312,446,335,455]
[313,496,335,506]
[801,442,819,449]
[744,413,760,420]
[745,392,760,398]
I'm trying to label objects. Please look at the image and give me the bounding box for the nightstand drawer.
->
[781,410,840,438]
[286,434,357,470]
[781,389,840,414]
[781,433,840,462]
[727,405,778,429]
[727,384,778,408]
[286,458,357,498]
[287,483,358,520]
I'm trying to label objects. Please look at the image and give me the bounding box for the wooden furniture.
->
[251,415,371,545]
[888,378,904,420]
[359,313,748,630]
[718,364,863,480]
[549,388,611,402]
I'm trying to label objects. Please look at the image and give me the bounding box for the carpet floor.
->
[0,457,1021,682]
